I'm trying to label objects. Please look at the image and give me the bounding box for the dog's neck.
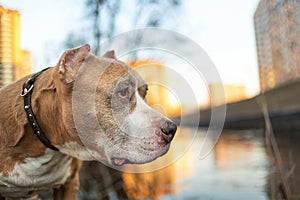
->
[29,67,76,147]
[28,67,93,160]
[0,67,84,158]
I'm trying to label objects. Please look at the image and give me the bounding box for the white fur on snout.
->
[122,93,155,138]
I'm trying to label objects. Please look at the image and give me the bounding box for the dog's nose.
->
[160,120,177,143]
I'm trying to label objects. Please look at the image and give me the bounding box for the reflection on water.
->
[122,166,177,199]
[267,130,300,199]
[79,127,273,199]
[121,127,268,200]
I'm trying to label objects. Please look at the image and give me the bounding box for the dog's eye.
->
[118,87,130,99]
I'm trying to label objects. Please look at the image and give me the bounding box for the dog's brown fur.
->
[0,46,91,199]
[0,67,82,199]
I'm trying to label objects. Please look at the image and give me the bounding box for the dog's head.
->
[53,44,177,166]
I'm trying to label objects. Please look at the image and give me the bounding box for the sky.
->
[0,0,260,97]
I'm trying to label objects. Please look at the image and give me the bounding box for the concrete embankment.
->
[175,79,300,130]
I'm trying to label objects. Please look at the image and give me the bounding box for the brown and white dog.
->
[0,44,177,199]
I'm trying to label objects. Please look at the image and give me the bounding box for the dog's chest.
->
[0,149,72,198]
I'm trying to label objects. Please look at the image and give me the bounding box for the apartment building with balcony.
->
[254,0,300,92]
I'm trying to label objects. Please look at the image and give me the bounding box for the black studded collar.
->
[20,67,59,151]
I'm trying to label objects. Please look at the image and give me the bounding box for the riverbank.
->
[175,78,300,130]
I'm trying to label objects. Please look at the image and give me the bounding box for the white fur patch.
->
[0,149,72,198]
[57,142,94,160]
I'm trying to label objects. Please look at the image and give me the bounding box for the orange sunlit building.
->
[0,4,32,87]
[209,83,249,106]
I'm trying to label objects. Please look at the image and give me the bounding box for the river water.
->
[77,126,300,199]
[122,127,268,200]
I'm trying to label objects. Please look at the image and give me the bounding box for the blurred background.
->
[0,0,300,199]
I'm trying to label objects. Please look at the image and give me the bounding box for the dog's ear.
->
[58,44,90,83]
[103,50,116,59]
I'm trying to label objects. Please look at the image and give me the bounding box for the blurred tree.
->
[63,32,88,49]
[85,0,182,54]
[62,0,181,53]
[85,0,121,54]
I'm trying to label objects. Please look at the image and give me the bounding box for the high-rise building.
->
[254,0,300,92]
[0,5,32,87]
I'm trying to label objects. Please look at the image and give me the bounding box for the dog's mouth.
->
[111,145,170,166]
[111,157,131,166]
[111,157,154,166]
